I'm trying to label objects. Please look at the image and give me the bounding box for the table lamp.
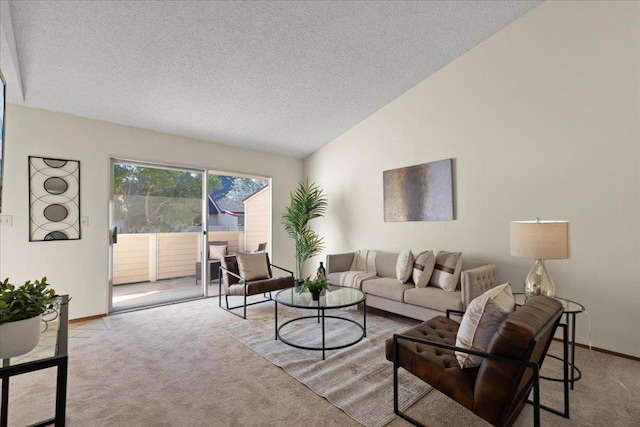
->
[510,219,570,300]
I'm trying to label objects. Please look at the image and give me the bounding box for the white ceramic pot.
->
[0,314,42,359]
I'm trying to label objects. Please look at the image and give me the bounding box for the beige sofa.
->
[326,251,498,321]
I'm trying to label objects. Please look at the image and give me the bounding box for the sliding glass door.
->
[109,160,207,312]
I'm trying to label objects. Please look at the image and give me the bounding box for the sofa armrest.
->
[460,264,499,309]
[326,252,354,274]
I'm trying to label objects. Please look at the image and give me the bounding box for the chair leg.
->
[533,365,541,427]
[392,335,426,427]
[243,292,247,319]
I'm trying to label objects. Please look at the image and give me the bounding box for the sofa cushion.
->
[413,250,436,288]
[430,251,463,291]
[455,283,514,368]
[375,251,399,278]
[396,249,414,283]
[362,277,412,302]
[404,287,464,312]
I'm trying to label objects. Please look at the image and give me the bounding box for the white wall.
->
[0,106,303,319]
[305,1,640,357]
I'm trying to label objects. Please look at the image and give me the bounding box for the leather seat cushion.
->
[385,315,477,410]
[227,276,294,296]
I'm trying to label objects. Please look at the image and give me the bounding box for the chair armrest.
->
[326,252,355,274]
[446,309,465,319]
[392,333,534,368]
[461,264,499,309]
[219,266,246,283]
[270,263,294,276]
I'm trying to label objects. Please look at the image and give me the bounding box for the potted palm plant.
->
[0,277,65,358]
[281,179,328,285]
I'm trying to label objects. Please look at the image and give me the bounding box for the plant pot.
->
[310,289,321,301]
[0,315,42,359]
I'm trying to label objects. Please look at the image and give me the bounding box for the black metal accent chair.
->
[218,253,294,319]
[386,296,566,427]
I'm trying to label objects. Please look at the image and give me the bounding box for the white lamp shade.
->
[510,221,571,259]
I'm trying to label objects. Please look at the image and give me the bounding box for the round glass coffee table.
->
[275,285,367,360]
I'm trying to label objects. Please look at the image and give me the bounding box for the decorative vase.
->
[316,262,326,279]
[0,314,42,359]
[310,289,321,301]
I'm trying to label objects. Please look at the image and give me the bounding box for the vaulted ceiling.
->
[0,1,542,158]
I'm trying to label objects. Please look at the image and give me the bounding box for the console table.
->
[1,295,69,427]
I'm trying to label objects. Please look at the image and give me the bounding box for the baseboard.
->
[552,337,640,362]
[70,313,107,323]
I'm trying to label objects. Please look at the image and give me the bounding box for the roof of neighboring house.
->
[208,194,244,215]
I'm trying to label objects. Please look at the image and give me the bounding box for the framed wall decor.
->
[29,156,81,241]
[383,158,454,222]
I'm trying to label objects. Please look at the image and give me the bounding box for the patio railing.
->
[113,231,244,285]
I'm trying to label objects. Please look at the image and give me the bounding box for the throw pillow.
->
[396,250,414,283]
[208,244,227,260]
[412,250,436,288]
[236,251,270,281]
[429,251,463,291]
[455,283,514,368]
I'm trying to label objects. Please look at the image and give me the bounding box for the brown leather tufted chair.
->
[218,254,294,319]
[385,296,565,427]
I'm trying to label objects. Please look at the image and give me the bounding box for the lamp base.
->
[524,259,556,301]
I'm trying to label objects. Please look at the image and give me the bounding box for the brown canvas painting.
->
[383,158,454,222]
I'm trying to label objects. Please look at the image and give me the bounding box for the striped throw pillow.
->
[429,251,463,291]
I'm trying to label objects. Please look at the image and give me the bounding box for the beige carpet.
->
[5,297,640,426]
[222,306,431,427]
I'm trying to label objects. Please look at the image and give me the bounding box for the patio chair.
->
[386,296,565,427]
[219,252,294,319]
[195,241,228,285]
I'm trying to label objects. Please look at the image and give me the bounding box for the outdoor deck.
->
[112,275,220,311]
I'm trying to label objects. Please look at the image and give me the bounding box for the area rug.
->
[222,307,432,427]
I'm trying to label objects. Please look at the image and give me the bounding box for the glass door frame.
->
[108,158,209,313]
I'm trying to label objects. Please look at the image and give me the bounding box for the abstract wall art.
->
[383,158,454,222]
[29,156,81,241]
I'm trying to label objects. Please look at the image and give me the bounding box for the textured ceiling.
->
[0,1,542,158]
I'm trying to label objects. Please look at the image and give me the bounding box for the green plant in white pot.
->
[281,180,328,283]
[0,277,64,359]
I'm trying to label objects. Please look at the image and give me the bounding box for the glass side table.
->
[514,294,585,420]
[514,294,585,388]
[1,295,69,427]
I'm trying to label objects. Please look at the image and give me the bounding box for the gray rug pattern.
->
[223,306,430,427]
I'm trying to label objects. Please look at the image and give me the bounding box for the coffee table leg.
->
[274,301,278,340]
[322,310,326,360]
[363,299,367,337]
